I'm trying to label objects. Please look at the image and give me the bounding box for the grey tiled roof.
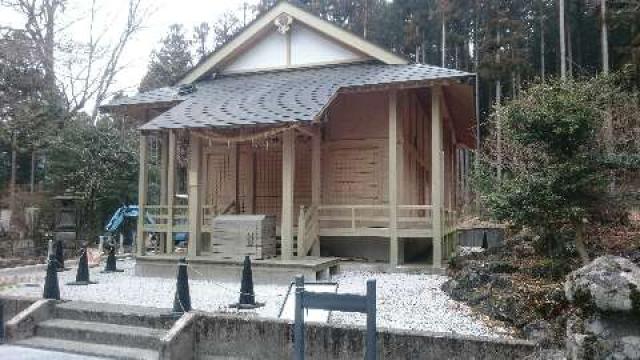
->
[102,87,184,108]
[140,63,472,130]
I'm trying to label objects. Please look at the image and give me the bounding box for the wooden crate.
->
[210,215,276,260]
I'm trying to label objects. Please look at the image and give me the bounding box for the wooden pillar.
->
[431,86,444,268]
[166,130,176,254]
[188,132,202,257]
[159,134,168,253]
[247,148,255,213]
[136,134,148,257]
[311,126,322,256]
[388,91,400,266]
[281,129,296,260]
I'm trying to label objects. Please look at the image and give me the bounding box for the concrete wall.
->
[457,228,505,249]
[0,296,39,340]
[196,313,535,360]
[1,296,38,324]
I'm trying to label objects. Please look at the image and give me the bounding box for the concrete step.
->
[13,337,159,360]
[55,301,176,329]
[36,318,167,349]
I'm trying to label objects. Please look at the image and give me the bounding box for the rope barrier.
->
[185,263,288,299]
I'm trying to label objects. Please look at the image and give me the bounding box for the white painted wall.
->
[224,31,287,73]
[222,22,367,74]
[290,24,363,66]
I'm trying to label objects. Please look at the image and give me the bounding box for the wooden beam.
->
[166,130,176,254]
[188,132,202,257]
[281,129,296,260]
[136,135,148,257]
[311,126,322,256]
[431,86,444,268]
[388,91,400,267]
[159,134,168,254]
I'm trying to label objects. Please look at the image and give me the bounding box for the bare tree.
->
[61,0,149,120]
[193,22,210,62]
[2,0,149,120]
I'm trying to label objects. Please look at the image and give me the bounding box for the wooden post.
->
[247,148,255,214]
[166,130,176,254]
[136,134,148,257]
[310,126,321,256]
[431,86,444,268]
[159,134,168,254]
[281,129,295,260]
[388,91,400,267]
[188,132,202,257]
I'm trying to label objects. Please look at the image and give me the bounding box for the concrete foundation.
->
[457,227,505,249]
[135,255,340,284]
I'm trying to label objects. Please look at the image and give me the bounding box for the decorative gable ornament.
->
[274,14,293,34]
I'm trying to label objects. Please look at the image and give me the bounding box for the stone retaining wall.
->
[196,313,536,360]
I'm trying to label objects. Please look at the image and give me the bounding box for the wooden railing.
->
[317,204,434,233]
[144,202,235,233]
[297,205,319,257]
[144,205,189,232]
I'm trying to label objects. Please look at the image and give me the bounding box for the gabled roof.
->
[178,1,407,84]
[141,62,472,131]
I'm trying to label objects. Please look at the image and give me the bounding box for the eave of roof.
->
[140,62,473,131]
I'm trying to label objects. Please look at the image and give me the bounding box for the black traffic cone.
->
[230,256,264,309]
[102,245,123,273]
[43,255,60,300]
[55,240,67,272]
[239,256,255,306]
[67,247,97,285]
[172,258,191,314]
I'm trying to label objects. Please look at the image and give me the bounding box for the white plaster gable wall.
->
[290,23,364,66]
[221,22,366,74]
[223,30,287,73]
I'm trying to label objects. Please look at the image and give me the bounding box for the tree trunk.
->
[442,9,446,67]
[601,0,609,74]
[30,149,36,193]
[575,221,589,265]
[559,0,567,80]
[567,17,573,77]
[496,28,503,179]
[10,132,17,230]
[540,1,545,80]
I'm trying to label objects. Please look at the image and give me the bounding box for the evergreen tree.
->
[139,25,193,91]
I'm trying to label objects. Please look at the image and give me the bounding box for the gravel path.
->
[0,259,512,338]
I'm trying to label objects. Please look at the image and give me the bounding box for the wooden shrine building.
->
[102,2,476,269]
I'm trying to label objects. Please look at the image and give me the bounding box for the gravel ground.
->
[0,259,512,338]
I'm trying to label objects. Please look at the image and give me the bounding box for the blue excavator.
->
[104,205,188,245]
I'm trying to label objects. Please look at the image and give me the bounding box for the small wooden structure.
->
[101,2,475,269]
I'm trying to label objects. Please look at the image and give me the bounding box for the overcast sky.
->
[1,0,259,99]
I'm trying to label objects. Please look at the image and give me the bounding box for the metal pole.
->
[294,275,305,360]
[366,280,377,360]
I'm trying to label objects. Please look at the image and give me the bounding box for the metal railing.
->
[294,275,376,360]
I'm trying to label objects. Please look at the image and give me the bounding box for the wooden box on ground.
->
[210,215,276,260]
